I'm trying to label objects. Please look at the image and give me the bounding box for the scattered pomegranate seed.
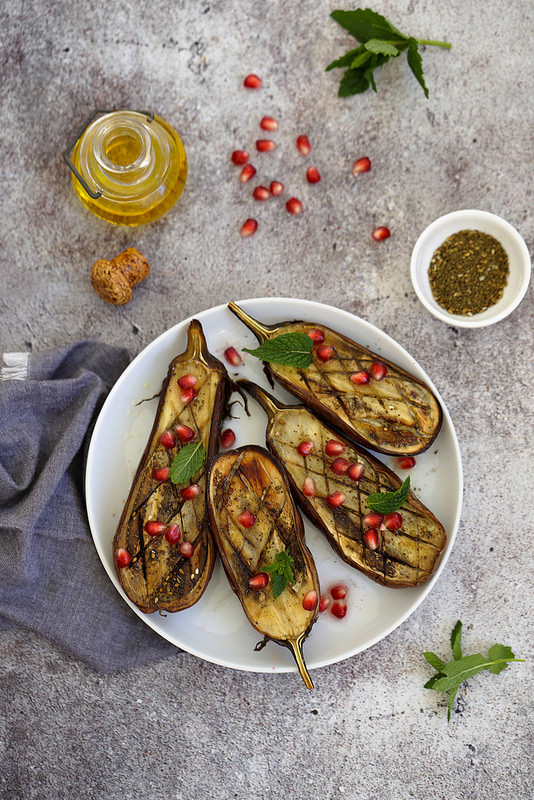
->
[307,328,325,343]
[363,512,383,528]
[160,430,177,449]
[269,180,284,196]
[256,139,276,152]
[350,370,370,385]
[116,548,132,568]
[181,484,201,500]
[175,424,195,443]
[319,595,331,613]
[316,344,334,362]
[248,572,269,590]
[239,164,256,183]
[165,524,181,544]
[224,346,242,367]
[398,456,416,469]
[152,466,170,482]
[285,197,303,215]
[363,528,379,550]
[384,512,403,530]
[330,584,348,600]
[372,226,391,241]
[331,601,347,619]
[352,157,371,175]
[370,361,387,381]
[260,116,279,131]
[331,457,350,476]
[244,74,262,89]
[302,590,318,611]
[325,439,345,457]
[296,134,312,155]
[220,428,236,448]
[306,166,321,184]
[240,218,258,237]
[145,520,166,536]
[297,441,314,456]
[231,150,249,165]
[347,462,365,481]
[252,185,270,201]
[181,388,197,405]
[301,476,316,497]
[238,510,256,528]
[179,541,194,558]
[178,374,198,390]
[327,491,347,509]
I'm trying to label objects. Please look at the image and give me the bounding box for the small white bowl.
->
[410,210,531,328]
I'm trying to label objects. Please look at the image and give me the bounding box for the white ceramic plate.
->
[86,298,462,676]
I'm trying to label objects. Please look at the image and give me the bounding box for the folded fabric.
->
[0,342,178,671]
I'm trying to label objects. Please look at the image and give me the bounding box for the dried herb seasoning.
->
[428,229,509,316]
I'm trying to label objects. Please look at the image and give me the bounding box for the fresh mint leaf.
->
[338,67,370,96]
[366,476,410,513]
[330,8,406,43]
[364,38,400,57]
[262,549,295,599]
[423,651,446,672]
[326,47,363,71]
[243,333,313,369]
[170,441,206,485]
[488,644,516,674]
[351,50,372,69]
[447,689,458,722]
[407,39,429,98]
[451,620,463,661]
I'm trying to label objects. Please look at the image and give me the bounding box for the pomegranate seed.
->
[372,226,391,241]
[370,361,387,381]
[181,484,201,500]
[319,595,331,613]
[240,218,258,237]
[301,476,316,497]
[181,388,197,405]
[175,424,195,443]
[144,520,166,536]
[238,510,255,528]
[239,164,256,183]
[384,512,403,530]
[352,157,371,175]
[350,370,370,385]
[179,541,194,558]
[244,74,262,89]
[286,197,303,215]
[398,456,416,470]
[325,439,345,457]
[302,590,318,611]
[316,344,334,362]
[296,134,312,155]
[306,166,321,184]
[260,116,279,131]
[327,491,347,509]
[165,524,181,544]
[231,150,249,166]
[220,428,236,448]
[363,528,379,550]
[363,512,383,528]
[347,462,365,481]
[224,346,242,367]
[331,601,347,619]
[297,441,314,456]
[178,374,198,390]
[116,548,132,568]
[331,457,350,476]
[252,185,270,201]
[248,572,269,590]
[152,466,170,482]
[256,139,276,152]
[307,328,325,343]
[160,430,176,449]
[269,180,284,196]
[330,584,348,600]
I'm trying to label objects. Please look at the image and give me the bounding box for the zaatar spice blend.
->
[428,229,509,316]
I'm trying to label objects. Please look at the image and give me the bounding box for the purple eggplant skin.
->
[228,302,443,457]
[113,319,230,614]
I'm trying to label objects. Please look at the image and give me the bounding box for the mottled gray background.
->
[1,1,533,798]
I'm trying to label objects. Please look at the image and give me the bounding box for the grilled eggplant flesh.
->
[241,381,446,588]
[113,320,228,613]
[228,302,442,456]
[207,445,320,688]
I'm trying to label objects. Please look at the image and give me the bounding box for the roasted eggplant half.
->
[228,302,442,456]
[240,381,447,588]
[113,320,229,613]
[207,445,320,688]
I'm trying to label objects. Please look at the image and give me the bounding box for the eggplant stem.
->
[227,302,273,342]
[237,379,283,417]
[290,634,314,689]
[184,319,206,360]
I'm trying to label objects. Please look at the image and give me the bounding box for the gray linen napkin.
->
[0,342,177,671]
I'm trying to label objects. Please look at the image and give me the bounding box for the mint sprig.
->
[262,549,295,598]
[366,476,410,514]
[170,441,206,484]
[327,8,451,98]
[243,333,313,369]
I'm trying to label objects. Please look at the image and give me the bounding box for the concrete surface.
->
[1,1,533,798]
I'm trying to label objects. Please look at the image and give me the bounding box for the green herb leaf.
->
[326,47,363,71]
[262,549,295,599]
[447,688,458,722]
[338,67,371,96]
[407,39,428,98]
[330,8,406,43]
[243,333,313,369]
[423,651,446,672]
[366,476,410,513]
[364,38,400,57]
[170,441,206,484]
[451,620,463,661]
